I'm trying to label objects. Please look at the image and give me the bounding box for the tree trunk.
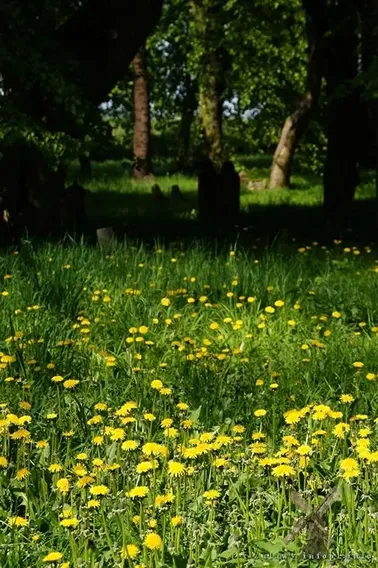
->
[132,45,151,179]
[358,0,378,230]
[323,0,360,225]
[269,0,328,189]
[190,0,225,169]
[198,51,224,169]
[177,79,197,171]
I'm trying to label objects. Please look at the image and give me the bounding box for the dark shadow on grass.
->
[82,188,378,248]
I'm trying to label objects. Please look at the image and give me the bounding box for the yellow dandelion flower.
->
[127,486,149,499]
[272,464,296,478]
[144,413,156,422]
[76,453,88,460]
[249,442,267,455]
[254,409,267,417]
[110,428,125,441]
[168,461,186,477]
[76,476,95,488]
[16,468,30,480]
[296,445,311,456]
[87,499,100,509]
[340,458,360,480]
[340,394,354,403]
[56,478,70,494]
[42,552,63,562]
[0,456,8,468]
[48,464,63,473]
[60,517,79,528]
[144,532,162,551]
[121,544,140,560]
[203,489,220,500]
[171,515,183,527]
[9,516,28,527]
[89,485,109,496]
[63,379,80,389]
[122,440,139,451]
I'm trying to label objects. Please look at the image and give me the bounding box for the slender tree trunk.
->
[269,0,328,189]
[132,44,151,179]
[323,0,360,225]
[177,79,197,171]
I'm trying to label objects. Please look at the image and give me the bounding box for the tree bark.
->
[269,0,328,189]
[190,0,225,169]
[132,45,151,178]
[198,52,224,169]
[177,79,197,171]
[323,0,360,225]
[358,0,378,230]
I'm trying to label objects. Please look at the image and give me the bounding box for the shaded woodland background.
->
[1,0,378,242]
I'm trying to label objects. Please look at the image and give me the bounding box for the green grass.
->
[1,163,378,566]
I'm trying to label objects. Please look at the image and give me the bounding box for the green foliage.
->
[99,0,309,165]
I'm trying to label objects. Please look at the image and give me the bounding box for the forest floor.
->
[0,160,378,566]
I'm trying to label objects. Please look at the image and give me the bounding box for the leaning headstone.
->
[171,184,185,202]
[97,227,115,251]
[247,179,267,191]
[151,184,166,202]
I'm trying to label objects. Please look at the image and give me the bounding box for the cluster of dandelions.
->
[2,242,378,565]
[2,372,378,565]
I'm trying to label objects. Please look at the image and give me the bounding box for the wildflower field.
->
[2,208,378,566]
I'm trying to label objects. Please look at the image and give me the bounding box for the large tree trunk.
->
[323,0,360,225]
[190,0,225,169]
[177,79,197,171]
[198,54,223,168]
[269,0,328,189]
[358,0,378,230]
[132,45,151,179]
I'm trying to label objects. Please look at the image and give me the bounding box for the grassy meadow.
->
[1,161,378,566]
